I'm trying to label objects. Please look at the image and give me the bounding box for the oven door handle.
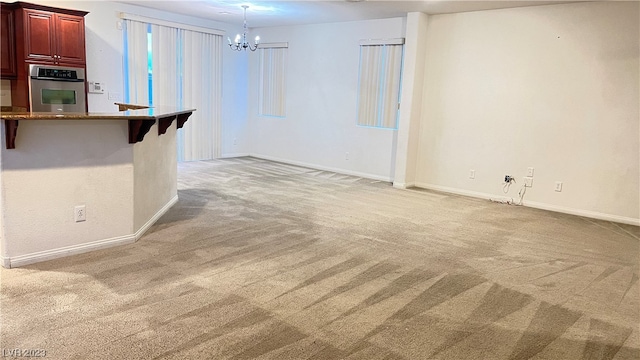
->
[30,77,85,82]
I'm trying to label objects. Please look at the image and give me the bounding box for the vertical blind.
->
[150,24,179,109]
[357,42,403,129]
[259,46,287,117]
[123,20,148,105]
[123,18,222,161]
[178,30,222,160]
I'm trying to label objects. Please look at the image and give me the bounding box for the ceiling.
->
[117,0,587,28]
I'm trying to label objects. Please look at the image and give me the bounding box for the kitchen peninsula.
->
[0,106,194,268]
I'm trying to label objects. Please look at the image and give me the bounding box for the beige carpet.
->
[1,157,638,359]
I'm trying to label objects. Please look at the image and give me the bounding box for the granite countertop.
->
[1,104,196,149]
[0,105,195,120]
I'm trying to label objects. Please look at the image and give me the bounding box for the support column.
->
[393,12,429,188]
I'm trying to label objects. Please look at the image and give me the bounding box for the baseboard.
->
[2,234,137,268]
[249,153,393,182]
[134,195,179,240]
[414,182,640,226]
[414,183,495,201]
[2,195,179,269]
[219,153,251,159]
[393,182,416,189]
[522,201,640,227]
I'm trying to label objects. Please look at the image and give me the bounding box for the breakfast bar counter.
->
[0,105,196,268]
[1,106,195,149]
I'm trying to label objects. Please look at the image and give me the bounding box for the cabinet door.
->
[55,14,85,65]
[1,8,17,77]
[23,9,56,63]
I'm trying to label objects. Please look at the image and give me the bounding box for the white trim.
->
[2,195,179,269]
[219,153,251,159]
[360,38,405,46]
[249,154,392,182]
[393,182,415,189]
[522,201,640,227]
[3,234,136,269]
[134,195,179,240]
[119,12,224,36]
[258,42,288,49]
[414,182,640,226]
[414,182,494,201]
[1,256,10,269]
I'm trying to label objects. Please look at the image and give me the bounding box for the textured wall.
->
[415,2,639,223]
[0,120,134,259]
[133,123,178,231]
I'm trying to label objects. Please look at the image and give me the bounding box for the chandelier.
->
[228,5,260,51]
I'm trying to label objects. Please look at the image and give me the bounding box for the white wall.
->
[246,17,406,181]
[0,119,186,267]
[133,123,177,231]
[393,12,428,188]
[0,120,134,261]
[415,2,639,224]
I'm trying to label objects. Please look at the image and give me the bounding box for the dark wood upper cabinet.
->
[54,14,86,65]
[23,9,56,63]
[0,7,17,77]
[1,2,87,79]
[11,2,88,66]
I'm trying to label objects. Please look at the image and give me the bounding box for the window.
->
[258,43,288,117]
[356,39,404,129]
[122,15,223,160]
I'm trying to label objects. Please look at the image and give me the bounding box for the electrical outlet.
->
[345,152,349,160]
[469,169,475,179]
[555,181,563,192]
[523,176,533,187]
[527,167,534,177]
[74,205,86,222]
[108,92,121,101]
[504,175,513,183]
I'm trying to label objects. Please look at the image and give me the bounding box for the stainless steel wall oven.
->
[28,64,86,113]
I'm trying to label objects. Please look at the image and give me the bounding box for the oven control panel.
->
[37,68,78,80]
[30,65,85,82]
